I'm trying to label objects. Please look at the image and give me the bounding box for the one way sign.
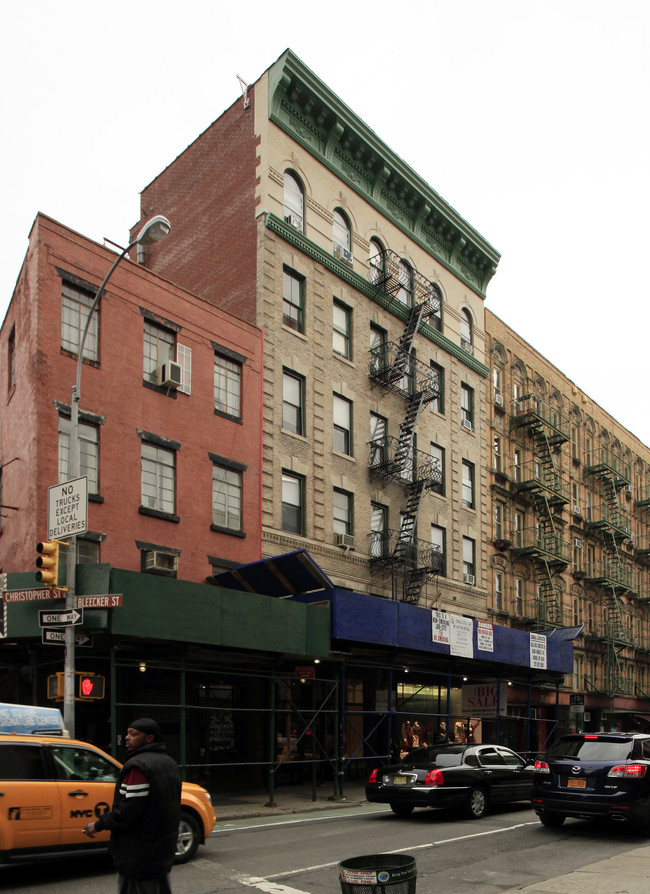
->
[38,608,83,628]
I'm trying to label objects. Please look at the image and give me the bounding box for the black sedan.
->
[366,743,535,819]
[532,732,650,829]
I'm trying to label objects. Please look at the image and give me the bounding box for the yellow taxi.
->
[0,732,215,864]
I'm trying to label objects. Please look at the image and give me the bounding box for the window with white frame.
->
[428,283,443,331]
[143,320,174,385]
[283,171,304,231]
[460,308,473,351]
[212,464,242,532]
[461,460,474,508]
[141,442,175,515]
[462,537,475,580]
[333,208,351,252]
[368,238,385,286]
[61,282,98,361]
[514,511,523,547]
[282,267,305,333]
[493,435,502,472]
[333,488,353,536]
[370,502,388,557]
[370,412,387,467]
[494,504,503,540]
[333,394,352,455]
[282,471,304,534]
[515,578,523,615]
[513,448,521,482]
[58,417,100,494]
[430,443,444,495]
[214,353,242,418]
[430,362,444,413]
[461,383,474,429]
[282,370,304,435]
[397,259,413,307]
[495,571,503,611]
[333,300,351,359]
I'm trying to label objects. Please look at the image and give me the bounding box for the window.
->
[428,283,443,331]
[49,744,118,783]
[141,442,175,515]
[333,300,352,359]
[495,572,503,611]
[515,578,523,615]
[493,367,502,402]
[494,504,503,540]
[370,413,387,466]
[212,465,242,532]
[61,283,98,361]
[461,460,474,508]
[513,448,521,482]
[333,488,353,536]
[214,353,242,418]
[430,443,444,495]
[282,267,304,333]
[370,503,388,557]
[333,394,352,455]
[368,238,385,285]
[462,537,475,579]
[282,471,304,534]
[8,324,15,391]
[493,435,502,472]
[77,539,100,564]
[514,512,523,547]
[397,259,413,307]
[369,322,386,375]
[460,308,473,351]
[431,524,446,576]
[283,170,304,231]
[143,320,174,384]
[461,383,474,429]
[333,209,351,251]
[430,362,444,413]
[282,370,305,435]
[58,417,99,494]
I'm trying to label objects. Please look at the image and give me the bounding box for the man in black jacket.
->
[83,718,182,894]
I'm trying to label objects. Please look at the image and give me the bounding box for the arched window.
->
[397,259,413,308]
[460,308,472,351]
[283,171,304,231]
[428,282,443,331]
[368,238,385,285]
[333,209,351,250]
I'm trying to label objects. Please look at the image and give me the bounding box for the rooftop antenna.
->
[236,75,250,109]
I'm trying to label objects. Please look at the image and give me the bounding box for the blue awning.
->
[214,550,334,597]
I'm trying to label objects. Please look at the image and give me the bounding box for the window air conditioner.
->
[284,212,302,229]
[335,533,355,549]
[463,573,475,585]
[462,418,473,431]
[145,551,178,573]
[574,538,583,549]
[159,361,182,389]
[625,485,633,496]
[333,243,354,265]
[573,504,581,515]
[461,338,473,354]
[494,393,503,407]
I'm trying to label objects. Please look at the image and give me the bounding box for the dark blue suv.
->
[533,733,650,829]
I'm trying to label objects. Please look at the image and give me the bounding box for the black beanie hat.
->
[129,718,161,741]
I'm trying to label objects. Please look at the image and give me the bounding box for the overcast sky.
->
[3,1,648,446]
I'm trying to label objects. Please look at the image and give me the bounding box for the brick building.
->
[0,214,263,581]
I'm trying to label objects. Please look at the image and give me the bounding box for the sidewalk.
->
[211,782,650,893]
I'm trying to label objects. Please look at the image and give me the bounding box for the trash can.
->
[339,854,416,894]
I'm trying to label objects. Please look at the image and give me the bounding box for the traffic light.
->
[78,674,105,699]
[35,540,67,590]
[47,672,64,699]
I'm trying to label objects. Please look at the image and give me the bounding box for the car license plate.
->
[393,775,408,785]
[567,778,586,788]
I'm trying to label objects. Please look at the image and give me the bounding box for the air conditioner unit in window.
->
[573,504,581,515]
[144,551,178,573]
[335,533,355,549]
[625,484,633,496]
[284,212,302,229]
[463,573,475,585]
[574,538,583,549]
[333,243,354,265]
[494,393,503,407]
[462,419,473,431]
[159,361,182,389]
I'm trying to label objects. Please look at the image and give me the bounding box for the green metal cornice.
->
[268,50,500,300]
[265,213,488,378]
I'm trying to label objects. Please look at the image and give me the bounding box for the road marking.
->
[235,872,312,894]
[212,805,385,834]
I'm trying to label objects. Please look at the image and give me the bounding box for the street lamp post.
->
[63,215,171,736]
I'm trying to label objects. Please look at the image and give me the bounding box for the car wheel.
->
[538,810,566,828]
[175,811,200,863]
[464,786,487,819]
[390,802,415,817]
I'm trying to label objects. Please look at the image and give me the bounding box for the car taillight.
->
[608,764,648,779]
[424,768,443,785]
[368,768,378,784]
[534,759,550,773]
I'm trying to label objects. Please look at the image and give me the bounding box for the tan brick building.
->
[486,309,650,730]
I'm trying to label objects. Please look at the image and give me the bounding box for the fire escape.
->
[509,395,570,627]
[367,249,442,604]
[583,447,633,694]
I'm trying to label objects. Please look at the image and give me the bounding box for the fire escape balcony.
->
[369,248,443,315]
[583,561,633,591]
[634,486,650,511]
[509,527,570,567]
[509,394,570,446]
[369,342,440,402]
[369,436,443,490]
[369,530,444,574]
[583,447,631,489]
[584,504,631,541]
[511,460,569,506]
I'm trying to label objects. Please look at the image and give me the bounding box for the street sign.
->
[47,477,88,541]
[74,594,123,608]
[42,629,93,647]
[3,588,60,603]
[38,608,83,628]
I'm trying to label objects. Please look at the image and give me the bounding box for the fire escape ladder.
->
[535,558,563,627]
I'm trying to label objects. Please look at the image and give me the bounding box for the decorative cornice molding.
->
[268,50,500,299]
[265,213,489,378]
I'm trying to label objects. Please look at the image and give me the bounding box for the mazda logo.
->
[572,766,581,775]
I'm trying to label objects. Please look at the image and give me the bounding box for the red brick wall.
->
[0,215,262,582]
[137,90,260,326]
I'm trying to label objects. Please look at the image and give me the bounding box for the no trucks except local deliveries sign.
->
[48,477,88,541]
